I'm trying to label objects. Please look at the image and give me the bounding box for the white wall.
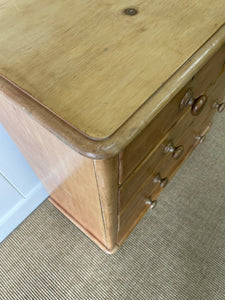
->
[0,123,48,242]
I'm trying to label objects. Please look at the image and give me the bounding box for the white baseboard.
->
[0,183,48,243]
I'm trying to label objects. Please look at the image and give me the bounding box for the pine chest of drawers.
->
[0,1,224,253]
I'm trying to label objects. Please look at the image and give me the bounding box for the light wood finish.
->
[0,4,225,252]
[93,157,118,250]
[119,87,191,183]
[119,101,216,213]
[0,28,224,159]
[118,184,155,245]
[0,92,119,251]
[0,1,224,140]
[118,118,214,245]
[208,66,225,108]
[48,196,119,254]
[119,44,225,183]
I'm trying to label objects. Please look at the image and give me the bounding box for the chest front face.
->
[116,45,225,244]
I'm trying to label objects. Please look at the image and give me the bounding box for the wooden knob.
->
[180,89,194,110]
[180,89,207,115]
[196,122,212,144]
[154,173,168,188]
[191,95,208,116]
[196,134,206,144]
[146,197,157,209]
[164,141,184,160]
[213,99,225,112]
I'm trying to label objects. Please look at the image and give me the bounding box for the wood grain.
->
[117,117,214,245]
[0,4,224,252]
[0,27,224,159]
[0,94,113,249]
[119,84,219,214]
[208,65,225,108]
[0,1,224,139]
[119,109,195,213]
[119,44,225,183]
[93,157,118,250]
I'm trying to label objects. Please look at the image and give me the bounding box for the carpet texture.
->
[0,115,224,300]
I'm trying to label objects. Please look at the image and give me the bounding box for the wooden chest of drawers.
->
[0,1,224,253]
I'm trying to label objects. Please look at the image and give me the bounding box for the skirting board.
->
[0,177,48,242]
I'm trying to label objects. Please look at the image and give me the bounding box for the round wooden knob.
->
[191,95,208,116]
[180,90,207,116]
[164,141,184,160]
[146,198,157,209]
[213,99,225,112]
[180,89,194,110]
[154,173,168,188]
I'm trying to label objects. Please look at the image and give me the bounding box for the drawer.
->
[117,178,157,245]
[119,103,215,213]
[118,117,213,245]
[207,63,225,110]
[119,44,225,184]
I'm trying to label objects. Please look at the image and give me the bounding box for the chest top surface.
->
[0,0,224,140]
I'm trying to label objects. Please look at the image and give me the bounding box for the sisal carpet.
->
[0,115,224,300]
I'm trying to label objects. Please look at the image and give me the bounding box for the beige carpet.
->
[0,115,224,300]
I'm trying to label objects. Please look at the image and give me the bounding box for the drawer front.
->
[119,44,225,184]
[118,117,213,245]
[119,102,215,213]
[207,63,225,109]
[118,178,156,245]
